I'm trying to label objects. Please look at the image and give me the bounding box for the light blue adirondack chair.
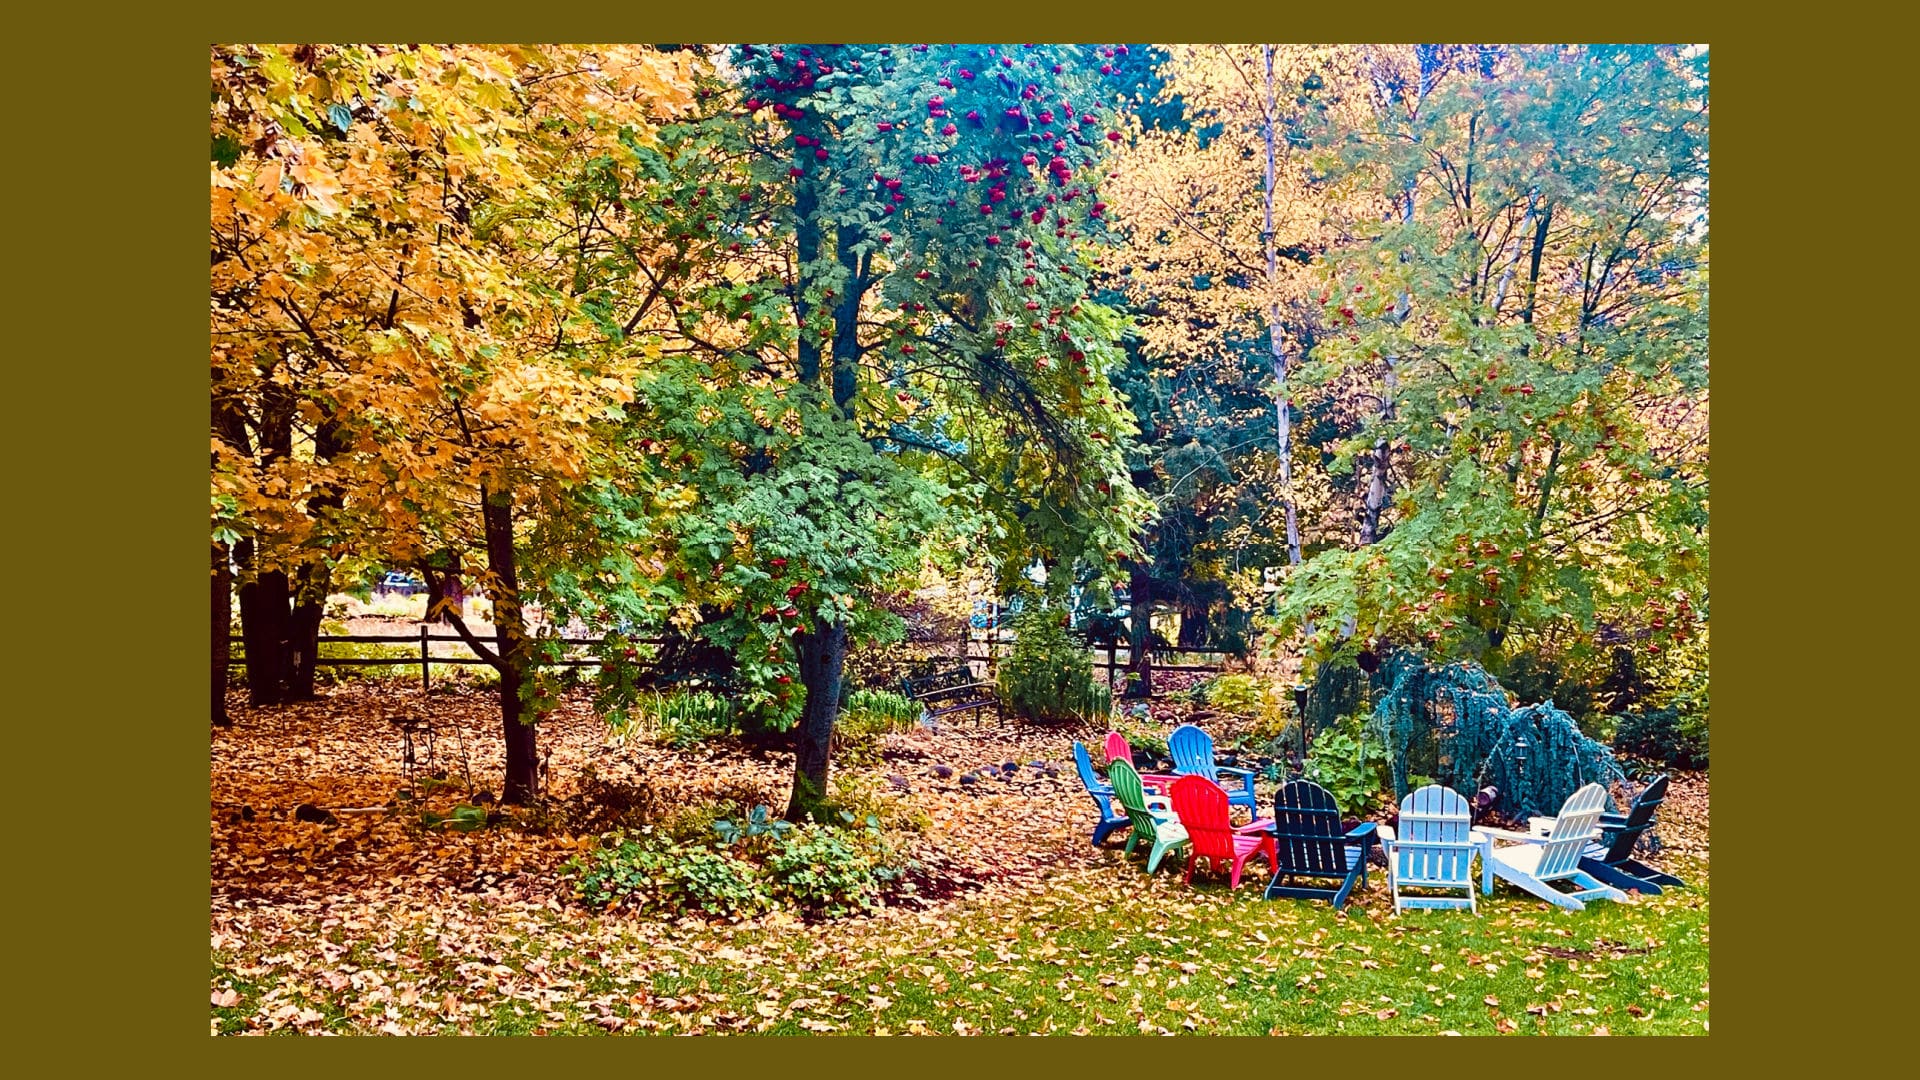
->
[1378,784,1483,914]
[1167,724,1259,812]
[1480,782,1632,911]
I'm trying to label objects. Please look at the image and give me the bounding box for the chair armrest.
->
[1527,816,1556,837]
[1476,826,1547,844]
[1217,765,1256,781]
[1481,825,1600,845]
[1235,818,1275,834]
[1344,821,1380,839]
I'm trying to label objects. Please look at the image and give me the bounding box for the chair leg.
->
[1332,870,1358,911]
[1496,865,1586,911]
[1621,858,1685,889]
[1583,858,1662,896]
[1567,870,1629,905]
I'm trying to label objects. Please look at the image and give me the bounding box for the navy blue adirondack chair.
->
[1073,741,1131,847]
[1168,724,1259,813]
[1263,780,1380,910]
[1531,774,1686,895]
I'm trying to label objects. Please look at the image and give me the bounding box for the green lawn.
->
[211,851,1707,1035]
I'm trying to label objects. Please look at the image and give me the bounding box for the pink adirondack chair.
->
[1104,732,1174,793]
[1169,775,1278,890]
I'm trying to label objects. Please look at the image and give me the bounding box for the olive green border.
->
[29,1,1867,1066]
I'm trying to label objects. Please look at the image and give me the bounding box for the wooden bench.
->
[901,664,1001,726]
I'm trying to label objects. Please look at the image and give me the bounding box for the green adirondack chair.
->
[1109,758,1190,874]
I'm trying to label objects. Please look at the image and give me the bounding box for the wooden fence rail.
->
[230,630,1235,693]
[227,629,666,692]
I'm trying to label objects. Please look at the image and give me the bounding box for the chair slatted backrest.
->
[1536,783,1611,879]
[1108,759,1160,838]
[1397,784,1475,886]
[1597,774,1668,863]
[1073,742,1105,793]
[1103,732,1133,768]
[1168,724,1218,782]
[1273,781,1348,875]
[1169,775,1235,862]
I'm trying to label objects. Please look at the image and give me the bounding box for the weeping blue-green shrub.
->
[1365,650,1622,821]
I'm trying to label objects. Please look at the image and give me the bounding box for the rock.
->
[293,802,338,826]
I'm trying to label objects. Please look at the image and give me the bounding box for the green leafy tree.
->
[1273,45,1708,678]
[571,45,1152,821]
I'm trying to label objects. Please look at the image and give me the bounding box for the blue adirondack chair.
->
[1263,780,1379,910]
[1529,774,1686,895]
[1379,784,1483,914]
[1168,724,1259,813]
[1072,741,1131,847]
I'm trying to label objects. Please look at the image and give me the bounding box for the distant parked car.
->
[376,571,426,597]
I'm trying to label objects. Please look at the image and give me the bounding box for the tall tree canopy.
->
[574,44,1153,818]
[212,43,704,797]
[1269,44,1709,675]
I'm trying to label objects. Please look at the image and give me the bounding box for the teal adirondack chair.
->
[1108,759,1189,873]
[1480,782,1631,911]
[1378,784,1483,914]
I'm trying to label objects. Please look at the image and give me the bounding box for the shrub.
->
[766,822,892,917]
[610,689,739,748]
[1498,650,1598,735]
[996,606,1110,723]
[1302,719,1389,816]
[1612,706,1708,769]
[1200,673,1269,716]
[565,830,772,918]
[840,689,922,737]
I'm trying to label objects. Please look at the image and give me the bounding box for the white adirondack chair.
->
[1479,783,1632,911]
[1378,784,1483,914]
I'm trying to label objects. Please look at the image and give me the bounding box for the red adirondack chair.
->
[1104,732,1174,793]
[1169,775,1278,889]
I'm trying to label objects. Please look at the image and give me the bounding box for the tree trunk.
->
[287,562,328,701]
[786,616,849,822]
[1126,566,1154,698]
[235,377,298,704]
[425,565,463,624]
[286,418,346,700]
[482,487,539,805]
[782,213,867,824]
[1261,45,1304,568]
[236,552,292,707]
[1177,601,1211,650]
[213,542,232,727]
[1360,185,1415,548]
[1359,355,1398,547]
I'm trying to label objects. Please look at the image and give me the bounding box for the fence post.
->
[420,623,431,693]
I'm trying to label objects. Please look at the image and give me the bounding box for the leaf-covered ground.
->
[210,683,1708,1035]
